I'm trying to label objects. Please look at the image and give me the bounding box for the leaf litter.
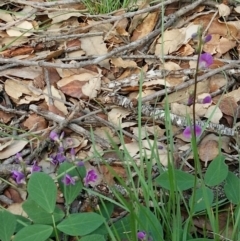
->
[0,0,240,239]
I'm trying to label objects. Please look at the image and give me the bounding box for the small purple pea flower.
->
[204,34,212,43]
[16,153,24,163]
[199,53,213,69]
[77,160,84,166]
[11,171,25,184]
[137,231,146,240]
[202,95,212,104]
[49,131,59,141]
[70,148,75,161]
[62,174,75,186]
[31,161,42,173]
[183,125,202,139]
[84,169,98,186]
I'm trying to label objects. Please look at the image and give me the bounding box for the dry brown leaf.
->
[194,14,238,39]
[198,134,220,165]
[81,34,110,69]
[94,127,120,144]
[7,203,27,217]
[218,3,231,17]
[217,87,240,103]
[131,11,159,41]
[0,110,15,123]
[155,29,185,55]
[5,79,32,102]
[108,107,131,126]
[82,76,101,99]
[204,106,222,123]
[209,74,227,92]
[99,165,127,186]
[215,37,236,57]
[177,43,195,56]
[171,103,191,117]
[163,80,209,104]
[23,114,47,131]
[163,61,181,70]
[0,140,28,160]
[7,21,33,37]
[4,188,23,203]
[216,96,238,117]
[234,6,240,13]
[60,80,87,99]
[111,57,137,68]
[44,86,68,115]
[48,11,82,24]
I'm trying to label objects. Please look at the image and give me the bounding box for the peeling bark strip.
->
[105,94,236,137]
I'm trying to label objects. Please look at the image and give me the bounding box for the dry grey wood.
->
[105,94,237,137]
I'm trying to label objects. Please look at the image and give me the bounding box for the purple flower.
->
[84,169,98,186]
[16,153,23,163]
[187,95,194,106]
[31,161,41,173]
[11,171,25,184]
[50,153,66,165]
[204,34,212,43]
[191,33,197,39]
[183,125,202,139]
[199,53,213,68]
[77,160,84,166]
[137,231,146,240]
[70,148,75,160]
[202,95,212,104]
[49,131,59,141]
[62,174,75,186]
[50,148,66,165]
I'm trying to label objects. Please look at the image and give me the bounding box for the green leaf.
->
[23,199,64,224]
[110,215,131,240]
[204,154,228,186]
[13,224,53,241]
[80,234,105,241]
[57,213,104,236]
[57,162,83,205]
[137,205,163,241]
[27,172,57,213]
[187,239,214,241]
[97,201,114,220]
[189,187,214,212]
[15,215,31,233]
[224,171,240,204]
[0,210,16,241]
[155,169,195,191]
